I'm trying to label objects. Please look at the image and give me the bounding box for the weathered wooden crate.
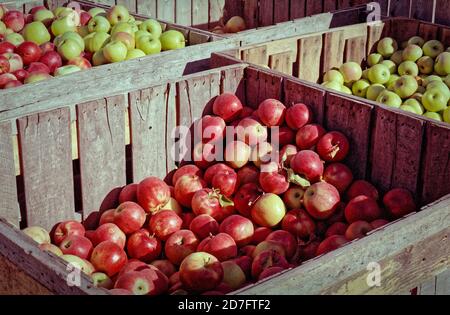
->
[0,57,449,294]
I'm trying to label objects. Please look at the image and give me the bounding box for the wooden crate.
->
[0,57,449,294]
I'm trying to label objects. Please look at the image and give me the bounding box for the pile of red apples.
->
[22,93,417,295]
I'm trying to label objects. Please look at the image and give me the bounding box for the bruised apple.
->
[282,187,304,210]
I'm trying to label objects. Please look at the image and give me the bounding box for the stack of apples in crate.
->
[0,4,186,89]
[321,36,450,123]
[210,16,247,34]
[22,93,417,295]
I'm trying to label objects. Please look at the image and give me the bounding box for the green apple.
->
[422,87,450,112]
[111,21,134,36]
[386,74,400,90]
[352,79,371,98]
[103,40,128,63]
[377,37,398,58]
[423,40,444,58]
[128,16,136,23]
[160,30,186,51]
[362,69,370,80]
[443,106,450,123]
[57,38,83,61]
[434,52,450,76]
[33,9,54,24]
[83,32,96,51]
[111,32,135,50]
[54,7,73,18]
[402,44,423,62]
[24,72,52,84]
[339,61,362,83]
[400,105,418,114]
[135,30,151,41]
[6,33,24,46]
[88,15,111,33]
[381,60,397,74]
[367,53,383,67]
[403,98,424,115]
[23,21,51,45]
[366,84,386,101]
[126,48,146,60]
[0,21,6,35]
[5,28,14,35]
[322,81,343,92]
[92,49,108,66]
[54,65,82,76]
[423,75,442,87]
[368,64,390,84]
[423,111,443,121]
[91,272,114,289]
[393,75,418,99]
[51,16,77,36]
[390,50,403,65]
[87,32,111,53]
[88,8,106,18]
[417,56,434,74]
[136,34,162,55]
[323,69,344,85]
[139,19,163,38]
[426,81,450,97]
[107,5,130,26]
[398,61,419,77]
[408,36,425,47]
[55,31,84,51]
[376,90,402,108]
[341,85,352,95]
[445,74,450,88]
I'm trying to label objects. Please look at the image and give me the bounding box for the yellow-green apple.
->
[111,32,135,50]
[88,8,106,18]
[68,56,91,69]
[87,31,110,52]
[376,90,402,108]
[367,53,383,66]
[403,98,424,115]
[381,60,397,74]
[443,107,450,123]
[24,71,52,83]
[352,79,370,97]
[377,37,398,57]
[54,65,81,76]
[340,85,352,95]
[53,7,69,17]
[126,48,146,60]
[103,40,128,63]
[88,15,110,33]
[51,16,77,36]
[368,64,390,84]
[423,111,442,121]
[402,44,423,62]
[422,87,449,112]
[5,33,24,46]
[139,19,162,38]
[427,81,450,97]
[224,16,246,33]
[137,34,161,55]
[22,226,50,244]
[398,61,419,77]
[0,21,6,34]
[39,243,63,256]
[3,10,25,32]
[160,30,186,51]
[423,40,444,58]
[393,75,418,98]
[390,50,403,65]
[111,21,134,36]
[362,68,369,80]
[221,261,246,290]
[134,30,151,41]
[61,254,95,275]
[323,69,344,85]
[366,83,386,101]
[2,52,23,72]
[339,61,362,83]
[0,5,5,20]
[22,21,50,45]
[422,75,442,87]
[92,49,108,66]
[92,272,114,289]
[179,252,224,292]
[322,81,342,92]
[417,56,434,74]
[251,193,286,228]
[408,36,425,47]
[55,31,85,51]
[445,74,450,88]
[33,9,54,26]
[434,52,450,76]
[57,38,83,61]
[56,8,80,26]
[107,5,130,26]
[400,104,418,114]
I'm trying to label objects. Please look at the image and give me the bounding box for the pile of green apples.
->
[321,36,450,123]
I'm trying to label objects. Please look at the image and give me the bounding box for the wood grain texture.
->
[305,0,322,15]
[389,0,411,17]
[258,0,274,27]
[273,0,289,24]
[209,0,225,28]
[192,0,209,29]
[244,68,283,109]
[243,0,259,29]
[220,65,246,103]
[435,0,450,26]
[136,0,157,17]
[296,35,323,82]
[367,22,386,53]
[325,94,373,180]
[241,45,268,66]
[174,0,191,26]
[345,36,366,65]
[116,0,136,13]
[410,0,434,22]
[157,0,175,22]
[290,0,306,20]
[0,122,19,227]
[17,108,75,231]
[322,30,345,74]
[269,51,293,75]
[389,18,420,43]
[77,96,126,217]
[418,22,439,41]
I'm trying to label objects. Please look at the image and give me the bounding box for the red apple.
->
[204,163,233,185]
[3,80,22,88]
[237,164,260,187]
[151,260,177,278]
[0,42,15,54]
[316,131,350,162]
[27,61,50,74]
[265,230,297,259]
[304,182,340,220]
[2,53,23,73]
[236,117,268,146]
[251,142,273,168]
[0,55,9,74]
[323,163,354,193]
[281,209,316,240]
[347,180,379,201]
[39,51,62,74]
[80,11,92,26]
[282,187,304,210]
[113,202,146,234]
[325,222,348,238]
[257,99,286,127]
[169,272,180,286]
[279,144,298,167]
[189,214,219,239]
[211,169,238,197]
[253,240,286,258]
[383,188,416,218]
[271,126,295,147]
[90,241,128,277]
[148,209,182,241]
[99,209,115,225]
[290,150,324,183]
[127,229,162,262]
[3,10,25,32]
[196,115,226,143]
[0,73,16,88]
[137,176,171,214]
[345,195,382,223]
[234,183,263,217]
[29,6,46,15]
[251,193,286,228]
[251,250,289,279]
[219,215,254,247]
[40,42,55,54]
[191,188,234,222]
[59,235,93,260]
[165,229,199,265]
[115,268,168,295]
[371,219,389,229]
[93,223,126,248]
[116,260,148,279]
[232,255,252,278]
[345,221,373,241]
[51,220,85,246]
[82,211,100,230]
[173,165,203,186]
[68,56,92,70]
[174,174,206,208]
[259,162,289,195]
[16,41,41,66]
[239,106,254,119]
[239,245,255,257]
[316,235,348,256]
[297,239,321,262]
[179,252,224,292]
[192,142,217,169]
[181,212,195,229]
[296,124,326,150]
[285,103,312,130]
[225,140,251,169]
[213,93,243,122]
[258,266,285,281]
[251,227,272,245]
[326,202,346,225]
[197,233,237,261]
[118,183,138,203]
[109,288,132,295]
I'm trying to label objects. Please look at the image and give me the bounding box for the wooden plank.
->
[241,45,268,66]
[77,96,126,217]
[209,0,225,28]
[322,30,345,75]
[290,0,306,20]
[269,51,293,75]
[157,0,175,22]
[389,18,420,43]
[223,0,242,20]
[0,122,19,227]
[296,35,323,83]
[441,27,450,47]
[389,0,411,17]
[258,0,274,27]
[175,0,192,26]
[166,83,178,174]
[435,0,450,26]
[345,36,366,65]
[192,0,209,29]
[234,195,450,295]
[220,65,246,102]
[283,78,326,125]
[136,0,157,17]
[367,22,386,54]
[323,0,337,12]
[116,0,137,13]
[243,0,258,29]
[436,270,450,295]
[244,67,283,109]
[418,22,439,41]
[410,0,435,22]
[306,0,323,15]
[421,123,450,206]
[130,84,170,182]
[273,0,289,24]
[325,94,373,180]
[17,108,75,231]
